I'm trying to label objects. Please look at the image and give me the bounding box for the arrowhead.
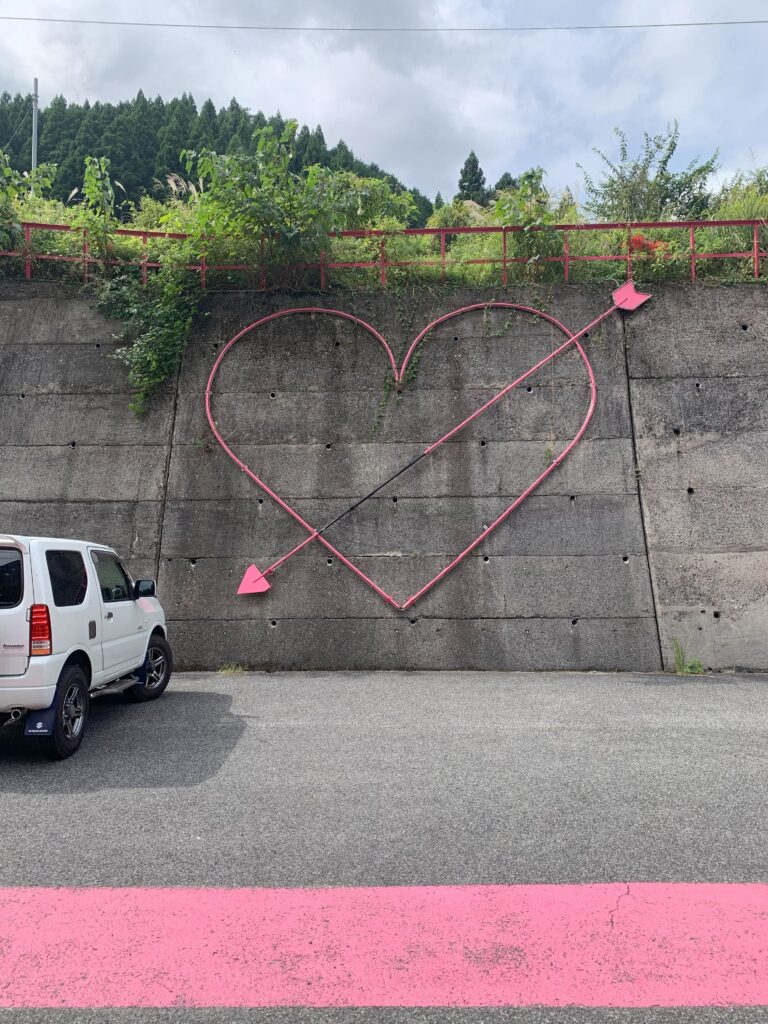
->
[613,280,652,311]
[237,564,271,595]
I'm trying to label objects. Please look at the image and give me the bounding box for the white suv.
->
[0,535,172,759]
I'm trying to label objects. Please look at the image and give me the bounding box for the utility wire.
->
[0,14,768,33]
[2,105,31,151]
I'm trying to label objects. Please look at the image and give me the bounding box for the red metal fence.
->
[1,218,766,287]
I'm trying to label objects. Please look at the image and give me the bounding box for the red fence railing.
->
[1,219,766,287]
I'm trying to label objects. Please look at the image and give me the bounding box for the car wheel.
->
[46,665,90,760]
[126,635,173,702]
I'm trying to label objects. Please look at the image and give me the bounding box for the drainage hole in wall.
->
[409,618,417,625]
[20,393,25,399]
[212,343,218,350]
[335,340,341,347]
[687,487,695,495]
[270,620,277,628]
[453,335,459,342]
[396,389,402,396]
[270,392,276,399]
[526,386,533,393]
[622,555,629,563]
[583,332,590,339]
[258,498,264,505]
[483,555,490,563]
[713,610,721,619]
[326,558,333,565]
[95,343,101,349]
[392,496,398,503]
[673,428,681,436]
[695,382,701,390]
[742,323,749,331]
[480,439,487,447]
[571,618,579,626]
[325,443,332,450]
[68,441,76,449]
[569,495,576,502]
[189,559,197,567]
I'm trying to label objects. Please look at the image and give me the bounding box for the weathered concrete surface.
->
[8,280,768,671]
[160,494,647,558]
[170,617,660,671]
[174,383,632,445]
[627,284,768,671]
[167,439,636,499]
[159,553,654,622]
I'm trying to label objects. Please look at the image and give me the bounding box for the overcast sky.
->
[0,0,765,201]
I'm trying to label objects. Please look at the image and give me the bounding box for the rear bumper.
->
[0,685,56,712]
[0,654,66,711]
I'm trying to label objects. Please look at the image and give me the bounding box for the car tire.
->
[126,635,173,702]
[46,665,90,760]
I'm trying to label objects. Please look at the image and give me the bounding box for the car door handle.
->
[105,612,114,620]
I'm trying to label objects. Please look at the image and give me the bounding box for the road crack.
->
[608,884,632,929]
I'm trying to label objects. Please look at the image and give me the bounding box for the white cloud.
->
[0,0,766,200]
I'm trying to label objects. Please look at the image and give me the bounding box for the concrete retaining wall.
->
[1,280,765,671]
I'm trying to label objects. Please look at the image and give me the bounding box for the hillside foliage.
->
[1,104,766,413]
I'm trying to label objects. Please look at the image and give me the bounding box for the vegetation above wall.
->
[2,110,768,412]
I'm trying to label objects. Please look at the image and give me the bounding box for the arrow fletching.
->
[612,281,652,312]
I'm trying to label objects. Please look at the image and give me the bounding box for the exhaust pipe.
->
[2,708,25,728]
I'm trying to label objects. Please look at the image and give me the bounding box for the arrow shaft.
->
[253,298,622,603]
[423,303,617,455]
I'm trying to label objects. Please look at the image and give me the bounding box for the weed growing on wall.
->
[98,267,199,414]
[671,638,704,675]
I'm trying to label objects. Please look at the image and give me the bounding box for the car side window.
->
[91,551,133,603]
[46,550,89,607]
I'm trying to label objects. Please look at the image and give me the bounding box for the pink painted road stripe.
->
[1,884,768,1008]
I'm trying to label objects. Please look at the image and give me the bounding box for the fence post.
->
[23,223,31,281]
[320,249,326,290]
[440,230,446,282]
[563,231,570,284]
[259,238,266,290]
[502,228,508,287]
[690,224,696,282]
[626,226,632,280]
[379,236,387,288]
[754,222,760,280]
[200,253,207,290]
[82,230,89,285]
[141,233,148,287]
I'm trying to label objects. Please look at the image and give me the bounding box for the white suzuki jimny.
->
[0,535,172,759]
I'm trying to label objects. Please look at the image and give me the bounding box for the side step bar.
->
[90,675,139,699]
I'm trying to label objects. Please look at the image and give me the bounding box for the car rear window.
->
[0,548,23,608]
[46,550,89,607]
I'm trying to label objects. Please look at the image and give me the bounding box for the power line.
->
[2,105,31,151]
[0,14,768,33]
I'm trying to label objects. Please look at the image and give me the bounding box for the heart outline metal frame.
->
[203,300,613,610]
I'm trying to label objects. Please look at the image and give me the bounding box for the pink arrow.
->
[236,281,651,604]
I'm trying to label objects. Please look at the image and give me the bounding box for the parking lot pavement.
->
[1,670,768,1022]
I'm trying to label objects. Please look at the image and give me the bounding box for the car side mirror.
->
[134,579,156,599]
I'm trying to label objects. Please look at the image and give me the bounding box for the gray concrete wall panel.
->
[627,286,768,670]
[9,281,767,671]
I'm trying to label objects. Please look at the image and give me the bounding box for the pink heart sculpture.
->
[206,288,648,611]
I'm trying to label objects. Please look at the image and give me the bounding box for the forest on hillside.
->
[0,89,434,224]
[4,90,768,413]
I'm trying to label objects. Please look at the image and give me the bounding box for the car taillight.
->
[30,604,52,656]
